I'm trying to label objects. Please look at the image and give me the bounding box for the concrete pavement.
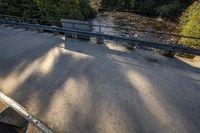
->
[0,26,200,133]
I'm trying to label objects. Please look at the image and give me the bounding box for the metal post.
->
[126,30,136,49]
[96,18,104,44]
[175,36,181,44]
[72,23,76,38]
[164,36,182,58]
[51,25,59,35]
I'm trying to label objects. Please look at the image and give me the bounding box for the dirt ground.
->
[0,26,200,133]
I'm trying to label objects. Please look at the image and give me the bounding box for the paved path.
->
[0,26,200,133]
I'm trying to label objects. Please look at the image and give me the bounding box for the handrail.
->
[1,14,200,40]
[1,19,200,56]
[0,91,55,133]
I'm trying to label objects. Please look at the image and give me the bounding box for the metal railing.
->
[1,14,200,40]
[0,91,55,133]
[0,15,200,56]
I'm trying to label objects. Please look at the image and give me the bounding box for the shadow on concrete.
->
[0,27,200,132]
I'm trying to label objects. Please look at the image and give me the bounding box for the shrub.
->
[0,0,101,20]
[156,1,181,17]
[179,1,200,48]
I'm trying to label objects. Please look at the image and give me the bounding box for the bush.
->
[156,1,181,17]
[179,1,200,48]
[80,0,101,19]
[0,0,101,20]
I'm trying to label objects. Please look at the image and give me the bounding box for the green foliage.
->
[0,0,101,20]
[0,0,39,17]
[80,0,101,18]
[179,1,200,48]
[156,1,181,17]
[1,0,195,19]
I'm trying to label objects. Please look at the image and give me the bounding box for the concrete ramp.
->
[0,26,200,133]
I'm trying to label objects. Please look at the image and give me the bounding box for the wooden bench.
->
[61,19,92,40]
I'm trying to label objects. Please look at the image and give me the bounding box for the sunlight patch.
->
[126,70,173,126]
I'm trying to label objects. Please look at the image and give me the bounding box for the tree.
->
[0,0,102,20]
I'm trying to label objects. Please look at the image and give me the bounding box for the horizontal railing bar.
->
[92,25,200,40]
[0,19,200,55]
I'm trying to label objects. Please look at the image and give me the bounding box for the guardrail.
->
[1,14,200,41]
[0,17,200,56]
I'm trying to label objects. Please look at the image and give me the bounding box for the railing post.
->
[72,23,76,38]
[34,23,44,33]
[64,32,67,40]
[127,31,136,49]
[34,19,38,24]
[162,44,176,58]
[163,37,181,58]
[96,25,104,44]
[162,50,176,58]
[51,25,59,35]
[175,36,181,44]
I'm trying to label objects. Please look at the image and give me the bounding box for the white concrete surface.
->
[0,26,200,133]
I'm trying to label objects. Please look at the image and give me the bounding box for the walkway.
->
[0,26,200,133]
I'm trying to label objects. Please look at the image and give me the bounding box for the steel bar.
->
[0,91,55,133]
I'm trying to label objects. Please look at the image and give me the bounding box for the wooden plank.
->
[61,19,92,31]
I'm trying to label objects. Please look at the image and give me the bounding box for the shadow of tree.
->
[0,27,200,133]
